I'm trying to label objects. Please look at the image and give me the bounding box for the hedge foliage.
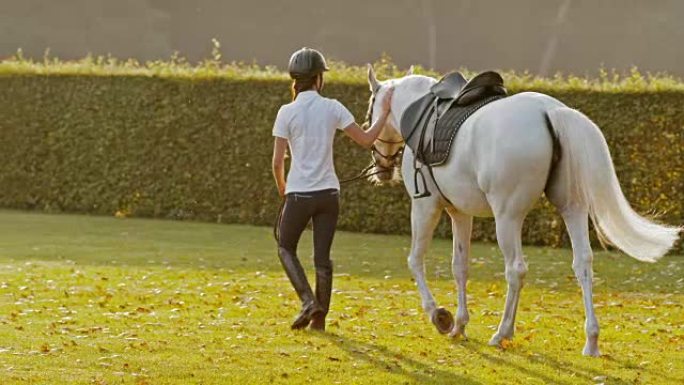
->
[0,53,682,252]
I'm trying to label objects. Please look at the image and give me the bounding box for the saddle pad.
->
[416,95,504,166]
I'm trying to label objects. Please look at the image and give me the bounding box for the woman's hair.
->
[291,74,321,100]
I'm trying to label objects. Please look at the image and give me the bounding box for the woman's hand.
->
[342,86,396,149]
[381,87,394,116]
[278,183,286,197]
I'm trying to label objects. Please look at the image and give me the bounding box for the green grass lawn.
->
[0,210,681,384]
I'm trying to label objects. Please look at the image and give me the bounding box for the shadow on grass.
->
[320,332,483,385]
[459,339,639,385]
[599,354,682,384]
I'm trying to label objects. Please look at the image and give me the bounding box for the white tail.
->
[547,107,681,262]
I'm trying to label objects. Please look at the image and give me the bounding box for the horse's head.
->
[364,64,435,185]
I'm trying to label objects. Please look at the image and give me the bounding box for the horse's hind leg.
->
[446,208,472,339]
[407,197,453,334]
[546,151,600,356]
[561,207,600,356]
[489,214,528,346]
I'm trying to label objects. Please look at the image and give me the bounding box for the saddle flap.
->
[399,93,433,140]
[430,72,467,100]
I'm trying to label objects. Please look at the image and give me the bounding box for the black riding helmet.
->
[288,47,329,79]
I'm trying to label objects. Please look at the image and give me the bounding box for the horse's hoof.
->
[449,324,467,340]
[431,307,454,334]
[582,344,600,357]
[488,332,511,347]
[488,334,502,346]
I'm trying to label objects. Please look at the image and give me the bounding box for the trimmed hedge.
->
[0,57,682,252]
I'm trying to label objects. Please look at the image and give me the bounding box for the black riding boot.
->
[310,266,332,331]
[278,247,323,329]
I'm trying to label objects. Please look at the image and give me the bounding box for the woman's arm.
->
[343,88,394,149]
[272,137,288,196]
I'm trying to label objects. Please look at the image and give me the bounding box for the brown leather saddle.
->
[399,71,507,198]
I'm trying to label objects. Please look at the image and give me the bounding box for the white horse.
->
[364,65,681,356]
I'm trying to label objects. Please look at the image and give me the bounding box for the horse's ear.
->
[406,65,415,76]
[367,64,380,93]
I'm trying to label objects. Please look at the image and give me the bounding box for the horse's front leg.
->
[407,196,453,334]
[446,208,473,339]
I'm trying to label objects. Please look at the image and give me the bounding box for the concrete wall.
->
[2,0,683,76]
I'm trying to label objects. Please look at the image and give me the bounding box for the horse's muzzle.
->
[371,165,397,184]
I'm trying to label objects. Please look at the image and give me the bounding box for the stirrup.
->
[413,167,432,199]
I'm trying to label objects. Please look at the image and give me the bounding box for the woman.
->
[272,47,393,331]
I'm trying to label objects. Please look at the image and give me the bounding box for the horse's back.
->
[436,92,563,216]
[467,92,564,136]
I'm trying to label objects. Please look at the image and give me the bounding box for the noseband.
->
[371,137,404,168]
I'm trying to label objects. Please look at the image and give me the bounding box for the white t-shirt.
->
[272,91,355,194]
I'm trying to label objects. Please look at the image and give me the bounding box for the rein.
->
[273,198,286,243]
[341,137,404,184]
[339,163,377,184]
[273,163,387,243]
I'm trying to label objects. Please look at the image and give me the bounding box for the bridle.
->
[338,90,405,184]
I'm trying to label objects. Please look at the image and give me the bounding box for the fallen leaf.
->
[500,339,513,350]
